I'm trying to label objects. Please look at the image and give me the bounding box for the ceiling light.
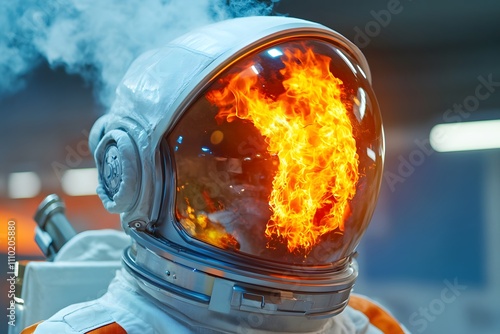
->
[61,168,99,196]
[430,119,500,152]
[8,172,42,199]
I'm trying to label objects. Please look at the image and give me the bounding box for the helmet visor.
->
[165,38,383,266]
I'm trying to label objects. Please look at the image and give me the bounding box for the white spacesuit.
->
[23,16,407,334]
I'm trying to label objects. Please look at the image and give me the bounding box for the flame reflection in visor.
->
[167,39,383,265]
[207,45,359,253]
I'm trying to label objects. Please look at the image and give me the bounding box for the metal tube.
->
[34,194,77,257]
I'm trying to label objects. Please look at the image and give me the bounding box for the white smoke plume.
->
[0,0,280,107]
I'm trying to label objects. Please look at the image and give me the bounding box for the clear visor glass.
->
[166,38,384,266]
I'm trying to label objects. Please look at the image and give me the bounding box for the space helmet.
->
[89,16,384,332]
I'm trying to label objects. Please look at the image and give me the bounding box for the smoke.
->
[0,0,280,108]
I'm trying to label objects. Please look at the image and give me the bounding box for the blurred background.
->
[1,0,499,333]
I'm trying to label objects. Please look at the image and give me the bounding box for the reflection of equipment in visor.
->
[177,198,240,250]
[206,44,359,254]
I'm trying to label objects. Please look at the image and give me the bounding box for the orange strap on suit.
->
[348,294,405,334]
[21,321,126,334]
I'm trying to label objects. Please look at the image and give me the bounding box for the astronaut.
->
[23,16,407,334]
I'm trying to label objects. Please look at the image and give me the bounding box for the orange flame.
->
[178,199,240,250]
[207,45,359,253]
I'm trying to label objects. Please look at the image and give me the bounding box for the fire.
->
[178,199,240,251]
[206,45,359,253]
